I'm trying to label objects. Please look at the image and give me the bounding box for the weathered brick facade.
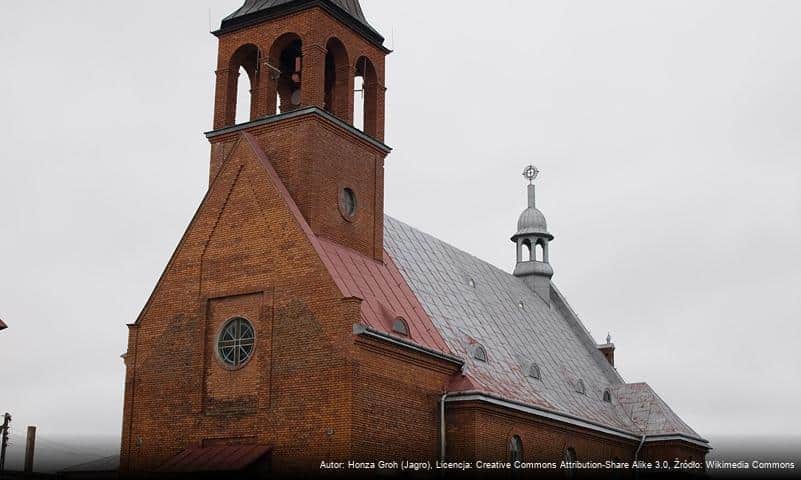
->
[120,1,708,477]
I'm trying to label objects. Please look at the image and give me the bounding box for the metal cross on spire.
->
[522,165,540,185]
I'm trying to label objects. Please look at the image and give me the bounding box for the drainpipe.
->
[439,392,451,464]
[634,434,647,480]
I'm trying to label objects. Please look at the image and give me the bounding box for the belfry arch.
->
[267,33,304,115]
[354,56,379,137]
[225,44,260,126]
[324,37,351,122]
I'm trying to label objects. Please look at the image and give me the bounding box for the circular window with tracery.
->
[217,317,255,368]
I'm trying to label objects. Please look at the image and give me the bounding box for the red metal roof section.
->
[317,238,451,355]
[240,131,451,356]
[158,445,272,472]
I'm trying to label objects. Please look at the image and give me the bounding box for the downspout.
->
[634,434,647,479]
[440,392,451,464]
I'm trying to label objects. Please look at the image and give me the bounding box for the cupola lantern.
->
[512,165,554,302]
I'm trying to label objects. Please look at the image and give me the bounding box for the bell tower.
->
[206,0,390,260]
[512,165,555,302]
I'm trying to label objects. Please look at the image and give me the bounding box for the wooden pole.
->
[24,425,36,474]
[0,413,10,472]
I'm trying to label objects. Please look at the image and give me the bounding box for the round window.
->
[339,187,357,220]
[217,317,255,368]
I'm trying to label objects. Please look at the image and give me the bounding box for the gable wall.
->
[120,137,360,474]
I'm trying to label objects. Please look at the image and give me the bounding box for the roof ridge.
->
[385,215,516,280]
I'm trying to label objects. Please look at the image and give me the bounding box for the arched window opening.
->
[228,44,259,126]
[268,34,303,115]
[392,317,409,337]
[354,56,378,136]
[473,345,488,362]
[508,435,523,463]
[324,38,350,120]
[535,242,545,262]
[603,390,612,403]
[353,74,365,131]
[522,240,532,262]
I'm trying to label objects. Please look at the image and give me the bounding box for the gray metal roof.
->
[384,215,703,441]
[219,0,383,45]
[223,0,367,25]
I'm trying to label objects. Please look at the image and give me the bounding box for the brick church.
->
[120,0,709,476]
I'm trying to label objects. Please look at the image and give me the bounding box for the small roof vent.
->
[472,345,488,362]
[469,278,476,288]
[603,389,612,403]
[575,379,586,395]
[528,363,541,380]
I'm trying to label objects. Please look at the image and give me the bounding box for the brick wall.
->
[351,336,460,464]
[210,112,388,261]
[121,134,359,474]
[445,401,707,477]
[447,401,636,464]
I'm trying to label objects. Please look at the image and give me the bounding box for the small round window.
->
[339,187,357,221]
[217,317,255,368]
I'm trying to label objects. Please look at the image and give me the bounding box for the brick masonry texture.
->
[120,2,708,476]
[210,113,387,261]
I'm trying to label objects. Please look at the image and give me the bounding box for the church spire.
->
[512,166,554,303]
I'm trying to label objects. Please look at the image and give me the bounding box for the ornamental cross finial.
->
[523,165,539,185]
[606,333,613,344]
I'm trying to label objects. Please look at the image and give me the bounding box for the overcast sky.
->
[1,0,800,468]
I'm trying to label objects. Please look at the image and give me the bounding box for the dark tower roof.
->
[217,0,384,46]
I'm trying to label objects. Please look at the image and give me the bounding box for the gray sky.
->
[1,0,800,466]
